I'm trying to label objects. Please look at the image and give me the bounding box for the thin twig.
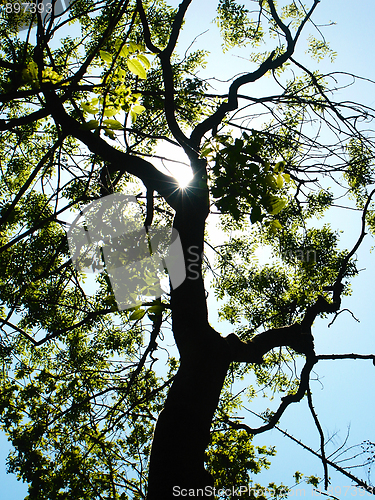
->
[307,386,329,490]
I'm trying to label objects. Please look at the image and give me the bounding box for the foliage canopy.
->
[0,0,375,499]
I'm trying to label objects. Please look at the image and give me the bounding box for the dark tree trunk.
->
[146,330,230,499]
[146,169,231,499]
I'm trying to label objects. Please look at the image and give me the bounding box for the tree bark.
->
[146,328,230,499]
[146,168,230,499]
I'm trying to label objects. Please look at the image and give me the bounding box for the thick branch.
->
[225,323,314,363]
[43,90,181,208]
[0,108,50,130]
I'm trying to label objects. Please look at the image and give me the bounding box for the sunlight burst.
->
[152,142,194,189]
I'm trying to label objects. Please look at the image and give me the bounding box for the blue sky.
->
[2,1,375,498]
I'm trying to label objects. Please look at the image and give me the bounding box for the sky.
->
[2,1,375,499]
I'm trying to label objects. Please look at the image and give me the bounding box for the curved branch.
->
[328,308,360,327]
[190,0,320,149]
[136,0,161,54]
[225,322,315,364]
[137,0,193,158]
[224,351,317,435]
[0,320,38,346]
[163,0,192,58]
[335,187,375,286]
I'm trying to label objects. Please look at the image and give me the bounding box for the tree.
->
[0,0,375,498]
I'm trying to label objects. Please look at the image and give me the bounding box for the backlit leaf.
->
[81,103,99,114]
[131,105,146,115]
[127,59,147,79]
[129,309,146,320]
[103,107,118,117]
[137,54,151,70]
[100,50,113,63]
[103,119,123,130]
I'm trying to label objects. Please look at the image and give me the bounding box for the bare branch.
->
[236,408,375,495]
[317,353,375,364]
[307,387,329,489]
[328,308,360,327]
[190,0,320,148]
[223,347,317,435]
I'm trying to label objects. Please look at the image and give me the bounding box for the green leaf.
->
[131,105,146,115]
[147,305,164,315]
[102,119,123,130]
[201,147,213,157]
[81,103,99,115]
[306,475,321,488]
[128,41,139,53]
[80,120,99,130]
[129,309,146,320]
[104,128,116,139]
[99,50,113,64]
[270,219,282,233]
[137,54,151,70]
[21,62,38,83]
[274,161,285,172]
[265,174,278,189]
[268,197,287,215]
[103,107,118,117]
[276,173,284,188]
[119,45,129,57]
[127,59,147,79]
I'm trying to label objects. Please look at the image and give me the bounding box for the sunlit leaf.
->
[119,45,129,57]
[127,59,147,79]
[129,309,146,320]
[276,173,284,188]
[103,119,123,130]
[131,105,146,115]
[81,103,99,114]
[137,54,151,70]
[103,107,118,117]
[100,50,113,63]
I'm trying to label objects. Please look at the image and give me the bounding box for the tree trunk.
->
[146,329,230,499]
[146,170,230,499]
